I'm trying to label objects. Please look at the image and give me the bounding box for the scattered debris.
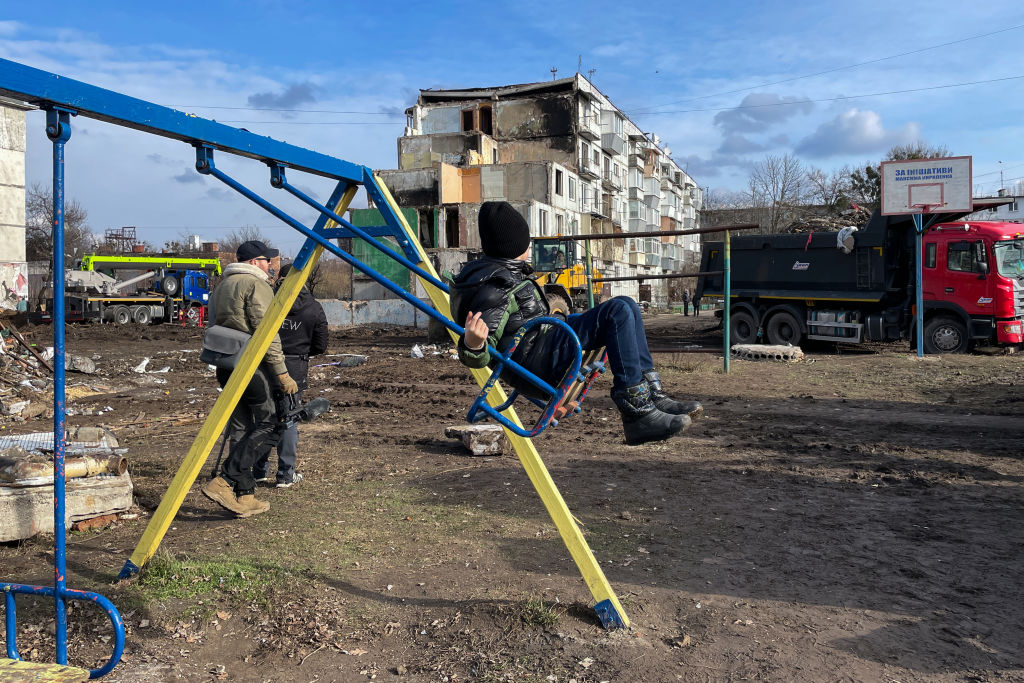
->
[444,424,507,456]
[314,354,368,368]
[410,344,424,359]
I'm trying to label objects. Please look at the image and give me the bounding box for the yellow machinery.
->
[532,239,604,315]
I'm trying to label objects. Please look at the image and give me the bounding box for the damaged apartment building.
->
[352,73,702,307]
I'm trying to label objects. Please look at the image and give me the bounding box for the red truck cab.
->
[923,221,1024,346]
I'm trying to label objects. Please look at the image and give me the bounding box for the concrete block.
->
[731,344,805,362]
[444,424,507,456]
[0,472,133,542]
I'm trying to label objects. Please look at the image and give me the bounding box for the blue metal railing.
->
[0,107,125,679]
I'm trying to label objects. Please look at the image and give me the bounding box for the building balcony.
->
[645,253,660,267]
[628,251,640,266]
[579,115,601,141]
[644,177,660,197]
[612,210,624,227]
[628,217,647,232]
[628,186,643,200]
[578,157,600,180]
[628,152,643,168]
[661,256,676,271]
[602,171,623,191]
[601,131,626,156]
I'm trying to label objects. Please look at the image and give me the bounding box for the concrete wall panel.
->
[421,106,461,135]
[480,166,505,200]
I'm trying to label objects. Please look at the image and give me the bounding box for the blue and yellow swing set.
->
[0,56,627,679]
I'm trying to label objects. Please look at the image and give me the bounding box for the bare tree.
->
[219,225,275,256]
[25,183,96,261]
[806,166,852,215]
[748,154,808,233]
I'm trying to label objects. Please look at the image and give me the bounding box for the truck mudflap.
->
[996,319,1024,344]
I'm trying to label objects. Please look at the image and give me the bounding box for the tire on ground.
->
[924,315,968,353]
[113,305,131,325]
[765,310,802,346]
[729,310,759,344]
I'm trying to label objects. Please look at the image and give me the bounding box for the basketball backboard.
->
[880,156,972,215]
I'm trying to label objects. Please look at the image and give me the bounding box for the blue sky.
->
[3,1,1024,256]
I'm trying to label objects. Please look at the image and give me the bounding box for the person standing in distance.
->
[253,263,329,488]
[201,240,299,517]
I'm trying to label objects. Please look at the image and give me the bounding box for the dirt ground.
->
[2,314,1023,682]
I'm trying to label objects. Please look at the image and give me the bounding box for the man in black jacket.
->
[253,264,329,488]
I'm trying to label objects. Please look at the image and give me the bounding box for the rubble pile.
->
[784,204,872,233]
[0,324,99,422]
[0,426,134,542]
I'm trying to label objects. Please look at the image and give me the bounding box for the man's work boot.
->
[612,382,690,446]
[234,493,270,518]
[643,370,704,421]
[202,476,248,516]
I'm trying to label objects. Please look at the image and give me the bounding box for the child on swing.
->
[451,201,702,445]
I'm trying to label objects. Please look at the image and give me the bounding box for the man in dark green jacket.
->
[201,240,298,517]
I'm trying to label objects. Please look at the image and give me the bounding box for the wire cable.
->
[631,74,1024,117]
[628,22,1024,114]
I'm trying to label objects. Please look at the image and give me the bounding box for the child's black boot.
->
[642,370,703,420]
[612,382,690,445]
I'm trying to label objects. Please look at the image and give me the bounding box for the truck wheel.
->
[730,310,758,344]
[161,275,180,296]
[546,293,571,319]
[113,306,131,325]
[766,311,802,346]
[924,316,968,353]
[132,306,152,324]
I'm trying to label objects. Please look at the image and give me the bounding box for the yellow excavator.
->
[532,238,604,316]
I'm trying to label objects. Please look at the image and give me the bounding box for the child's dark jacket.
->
[451,257,562,396]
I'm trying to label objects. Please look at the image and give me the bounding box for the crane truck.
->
[696,200,1023,353]
[40,254,222,325]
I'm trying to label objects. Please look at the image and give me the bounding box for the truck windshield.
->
[994,240,1024,277]
[532,241,569,271]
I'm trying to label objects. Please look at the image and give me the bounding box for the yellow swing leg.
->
[373,176,629,629]
[118,185,358,579]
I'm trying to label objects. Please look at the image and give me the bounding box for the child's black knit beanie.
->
[478,201,531,259]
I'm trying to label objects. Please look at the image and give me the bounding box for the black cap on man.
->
[236,240,279,262]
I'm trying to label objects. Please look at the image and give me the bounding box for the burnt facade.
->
[359,74,703,306]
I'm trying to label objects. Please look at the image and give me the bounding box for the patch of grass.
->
[132,551,281,607]
[519,598,560,628]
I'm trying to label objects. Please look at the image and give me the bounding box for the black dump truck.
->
[696,201,1024,352]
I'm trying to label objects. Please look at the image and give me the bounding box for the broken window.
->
[568,178,576,201]
[556,213,564,234]
[461,109,474,132]
[445,207,460,248]
[538,209,549,235]
[555,169,564,196]
[479,106,493,135]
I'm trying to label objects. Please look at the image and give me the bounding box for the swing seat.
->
[466,317,606,438]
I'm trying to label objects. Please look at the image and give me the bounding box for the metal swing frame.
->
[0,55,628,679]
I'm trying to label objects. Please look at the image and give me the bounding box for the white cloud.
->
[795,108,919,159]
[0,21,22,37]
[713,92,814,135]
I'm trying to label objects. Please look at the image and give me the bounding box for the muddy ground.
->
[2,314,1023,682]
